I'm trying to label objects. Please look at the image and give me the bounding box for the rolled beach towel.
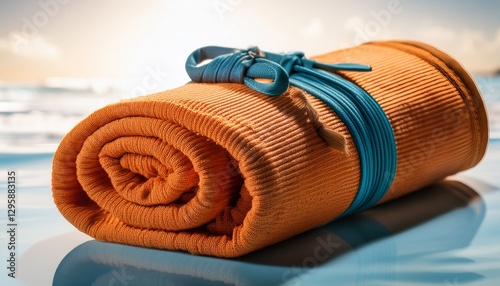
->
[52,41,488,257]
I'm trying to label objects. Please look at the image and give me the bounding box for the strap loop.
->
[186,46,289,96]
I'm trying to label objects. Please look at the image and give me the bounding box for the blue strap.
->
[185,46,397,215]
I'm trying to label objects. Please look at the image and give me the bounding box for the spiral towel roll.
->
[52,41,488,257]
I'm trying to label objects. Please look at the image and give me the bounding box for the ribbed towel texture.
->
[52,41,488,257]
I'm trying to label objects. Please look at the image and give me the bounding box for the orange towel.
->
[52,41,488,258]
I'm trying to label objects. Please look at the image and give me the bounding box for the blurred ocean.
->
[0,78,150,153]
[1,75,499,153]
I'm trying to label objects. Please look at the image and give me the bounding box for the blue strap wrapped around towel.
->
[185,46,397,214]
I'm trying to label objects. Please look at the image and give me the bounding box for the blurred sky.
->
[1,0,500,84]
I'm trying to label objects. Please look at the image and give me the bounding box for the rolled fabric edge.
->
[52,84,360,257]
[386,40,488,164]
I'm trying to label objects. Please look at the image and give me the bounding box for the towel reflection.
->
[53,180,485,286]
